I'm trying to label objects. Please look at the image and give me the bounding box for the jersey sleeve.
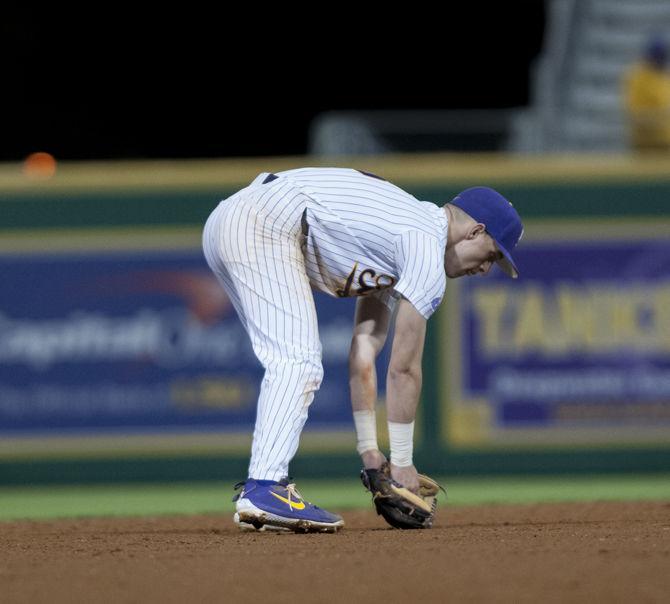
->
[392,230,447,319]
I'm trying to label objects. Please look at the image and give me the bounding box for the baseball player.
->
[202,168,523,533]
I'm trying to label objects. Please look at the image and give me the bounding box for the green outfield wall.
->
[1,153,669,484]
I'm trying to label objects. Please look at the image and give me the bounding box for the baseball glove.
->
[360,462,445,529]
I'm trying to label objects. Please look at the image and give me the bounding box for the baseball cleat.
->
[233,513,292,532]
[232,478,344,533]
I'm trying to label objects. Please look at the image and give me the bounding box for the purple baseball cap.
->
[451,186,524,278]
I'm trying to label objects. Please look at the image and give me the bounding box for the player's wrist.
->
[353,409,378,456]
[388,420,414,467]
[361,448,386,470]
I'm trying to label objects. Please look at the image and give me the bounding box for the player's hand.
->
[361,449,387,470]
[390,463,420,494]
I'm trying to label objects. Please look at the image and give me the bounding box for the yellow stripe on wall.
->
[2,152,670,194]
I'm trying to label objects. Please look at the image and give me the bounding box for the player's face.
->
[444,227,502,279]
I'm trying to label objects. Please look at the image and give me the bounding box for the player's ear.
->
[467,223,486,239]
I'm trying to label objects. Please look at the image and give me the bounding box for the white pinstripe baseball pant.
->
[202,174,323,481]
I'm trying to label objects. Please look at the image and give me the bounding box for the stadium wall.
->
[1,153,669,484]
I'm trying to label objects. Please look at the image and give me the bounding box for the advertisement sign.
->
[442,221,670,448]
[0,231,359,455]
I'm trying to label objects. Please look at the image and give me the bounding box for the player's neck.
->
[444,204,468,249]
[444,205,454,248]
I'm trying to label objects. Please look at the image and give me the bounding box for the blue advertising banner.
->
[441,220,670,448]
[0,230,362,456]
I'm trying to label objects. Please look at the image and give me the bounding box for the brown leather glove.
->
[360,462,445,529]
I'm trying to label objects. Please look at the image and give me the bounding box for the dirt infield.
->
[1,501,668,603]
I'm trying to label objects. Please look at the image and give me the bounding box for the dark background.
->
[2,5,546,161]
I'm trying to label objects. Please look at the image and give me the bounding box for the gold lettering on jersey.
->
[336,262,359,297]
[336,262,396,297]
[357,269,377,295]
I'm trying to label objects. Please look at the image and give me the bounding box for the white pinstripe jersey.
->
[275,167,448,319]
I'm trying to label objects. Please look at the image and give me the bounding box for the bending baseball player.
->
[202,168,523,532]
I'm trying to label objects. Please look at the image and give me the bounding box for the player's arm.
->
[350,295,391,409]
[385,297,427,493]
[349,295,391,469]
